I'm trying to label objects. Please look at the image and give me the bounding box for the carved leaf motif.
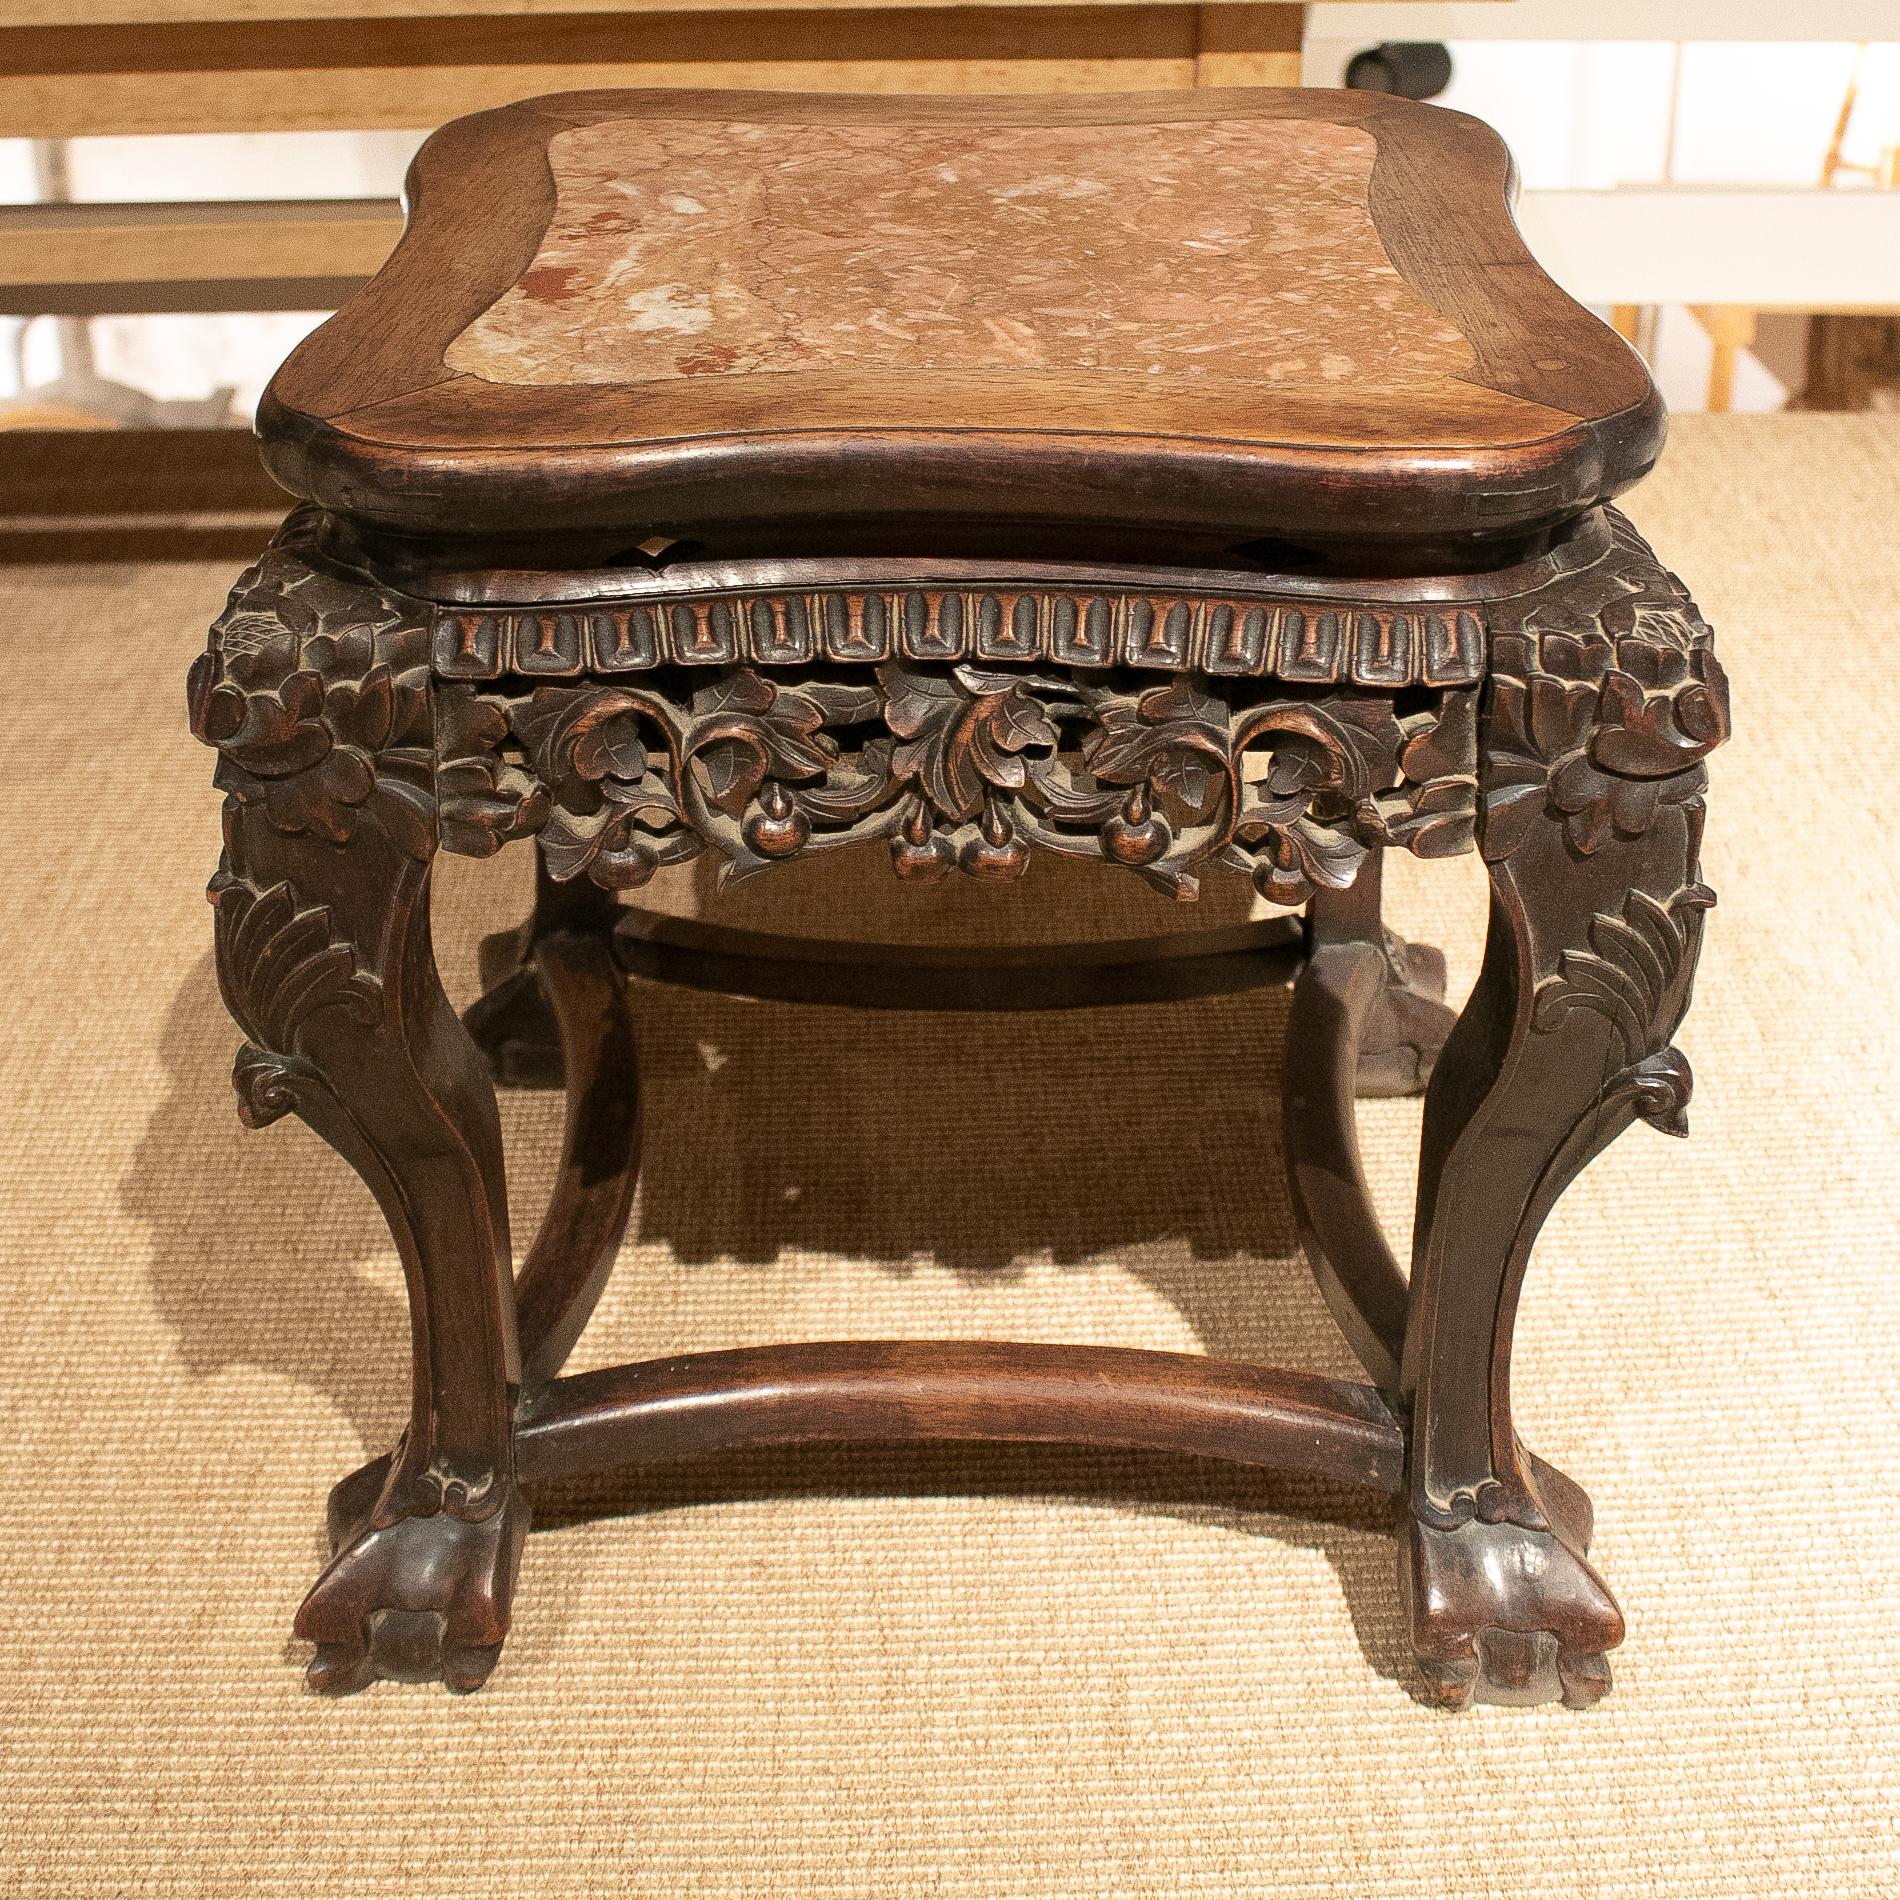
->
[572,709,649,783]
[435,687,548,858]
[1233,813,1368,905]
[690,671,835,804]
[434,658,1489,897]
[1396,693,1475,789]
[1362,691,1480,859]
[209,873,383,1056]
[507,684,647,795]
[1532,882,1716,1065]
[881,662,1059,820]
[538,804,668,889]
[1479,776,1547,861]
[501,685,692,888]
[1215,709,1382,907]
[1083,681,1230,800]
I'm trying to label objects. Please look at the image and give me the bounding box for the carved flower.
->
[188,623,433,859]
[1589,642,1732,780]
[1483,586,1727,860]
[1602,594,1704,653]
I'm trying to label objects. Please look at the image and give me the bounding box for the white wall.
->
[1309,2,1900,41]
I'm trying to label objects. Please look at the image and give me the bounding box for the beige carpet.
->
[2,415,1896,1897]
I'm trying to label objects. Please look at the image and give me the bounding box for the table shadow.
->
[126,845,1421,1699]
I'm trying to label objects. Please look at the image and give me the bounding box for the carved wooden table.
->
[189,89,1729,1708]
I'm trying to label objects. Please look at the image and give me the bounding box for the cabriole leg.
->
[191,516,527,1694]
[1283,859,1411,1390]
[1400,517,1729,1708]
[457,837,642,1389]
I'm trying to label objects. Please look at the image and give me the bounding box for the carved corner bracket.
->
[188,507,437,1112]
[1483,510,1730,864]
[188,507,437,861]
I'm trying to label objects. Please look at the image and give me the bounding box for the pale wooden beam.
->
[0,199,402,290]
[0,429,285,563]
[13,0,1252,17]
[2,10,1247,137]
[1690,303,1760,414]
[1194,4,1304,88]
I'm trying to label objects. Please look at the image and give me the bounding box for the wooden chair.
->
[189,86,1730,1709]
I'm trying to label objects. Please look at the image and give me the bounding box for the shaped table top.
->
[260,89,1661,551]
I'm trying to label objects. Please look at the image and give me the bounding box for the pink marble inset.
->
[445,115,1476,389]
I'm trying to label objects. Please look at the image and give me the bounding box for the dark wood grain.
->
[190,517,528,1696]
[514,1340,1406,1494]
[190,498,1728,1706]
[1399,510,1726,1710]
[612,911,1306,1012]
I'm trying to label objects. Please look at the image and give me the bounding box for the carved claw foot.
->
[295,1453,529,1695]
[1355,929,1456,1098]
[1399,1465,1624,1711]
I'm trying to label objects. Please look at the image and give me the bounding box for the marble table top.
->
[261,91,1658,543]
[445,114,1477,393]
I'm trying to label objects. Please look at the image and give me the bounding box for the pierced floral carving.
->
[434,687,549,859]
[188,508,436,860]
[438,658,1480,903]
[1483,512,1729,861]
[885,664,1059,820]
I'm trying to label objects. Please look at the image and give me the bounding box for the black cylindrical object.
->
[1345,42,1454,101]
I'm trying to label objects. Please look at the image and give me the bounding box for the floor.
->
[1,415,1896,1897]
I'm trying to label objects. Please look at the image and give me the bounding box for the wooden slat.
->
[0,428,284,563]
[0,428,280,516]
[0,9,1277,137]
[8,0,1445,19]
[10,0,1317,18]
[0,199,401,290]
[0,275,372,317]
[1194,3,1302,87]
[514,1341,1408,1495]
